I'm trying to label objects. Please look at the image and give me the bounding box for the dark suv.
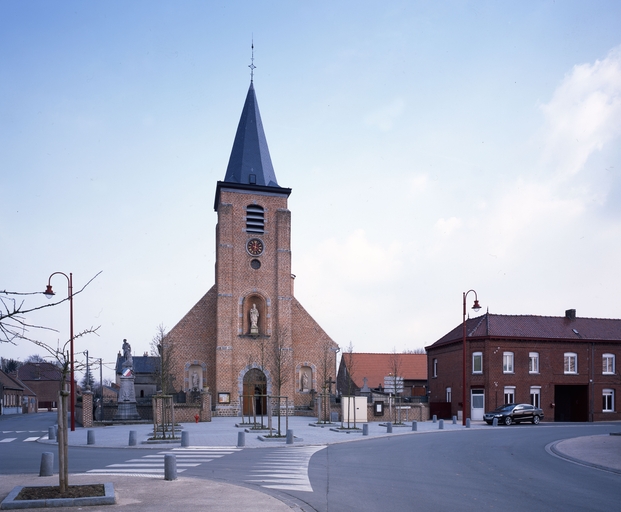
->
[483,403,544,425]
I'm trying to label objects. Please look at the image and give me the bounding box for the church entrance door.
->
[242,368,267,416]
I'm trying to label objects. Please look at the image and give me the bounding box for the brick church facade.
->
[166,80,339,416]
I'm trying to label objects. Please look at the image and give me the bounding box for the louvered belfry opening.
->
[246,204,264,233]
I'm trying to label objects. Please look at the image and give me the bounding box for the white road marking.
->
[246,446,325,493]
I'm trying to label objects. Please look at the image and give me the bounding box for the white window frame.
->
[529,352,539,374]
[564,352,578,374]
[433,358,438,378]
[503,352,514,374]
[472,352,483,374]
[530,386,541,409]
[603,354,615,375]
[603,389,614,412]
[504,386,515,404]
[446,387,452,403]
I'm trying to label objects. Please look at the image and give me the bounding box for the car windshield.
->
[494,404,515,412]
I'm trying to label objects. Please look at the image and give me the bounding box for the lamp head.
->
[472,299,481,313]
[44,285,55,299]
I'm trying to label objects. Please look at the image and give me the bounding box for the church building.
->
[166,78,339,417]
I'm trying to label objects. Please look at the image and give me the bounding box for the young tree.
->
[343,342,358,429]
[1,273,101,493]
[0,357,21,373]
[388,348,404,423]
[270,325,292,435]
[318,337,337,423]
[150,324,175,395]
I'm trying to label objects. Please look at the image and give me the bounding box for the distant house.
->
[17,362,63,411]
[0,369,25,415]
[425,309,621,422]
[337,353,428,398]
[115,354,160,400]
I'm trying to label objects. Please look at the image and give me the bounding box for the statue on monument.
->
[122,339,133,367]
[250,303,259,334]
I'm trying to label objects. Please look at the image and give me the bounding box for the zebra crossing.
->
[245,446,325,492]
[83,446,242,478]
[0,430,46,443]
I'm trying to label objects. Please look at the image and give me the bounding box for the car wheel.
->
[532,415,540,425]
[504,416,512,426]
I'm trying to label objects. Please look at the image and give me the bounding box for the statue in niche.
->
[249,303,259,334]
[191,371,199,390]
[301,370,309,391]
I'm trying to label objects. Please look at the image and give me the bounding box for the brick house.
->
[0,369,25,415]
[337,353,428,398]
[17,362,63,411]
[425,309,621,422]
[165,80,339,416]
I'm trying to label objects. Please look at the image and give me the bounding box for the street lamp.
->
[462,290,481,426]
[44,272,76,431]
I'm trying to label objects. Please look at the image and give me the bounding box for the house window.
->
[472,352,483,374]
[529,352,539,374]
[504,386,515,404]
[446,387,452,403]
[603,389,614,412]
[564,353,578,374]
[530,386,541,408]
[603,354,615,375]
[503,352,514,374]
[433,358,438,378]
[246,205,265,233]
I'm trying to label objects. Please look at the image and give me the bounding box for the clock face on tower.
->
[246,238,264,256]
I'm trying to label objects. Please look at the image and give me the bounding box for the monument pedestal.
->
[114,374,141,420]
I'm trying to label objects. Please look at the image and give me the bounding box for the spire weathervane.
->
[249,39,256,83]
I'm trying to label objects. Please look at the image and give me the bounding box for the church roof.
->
[214,82,291,210]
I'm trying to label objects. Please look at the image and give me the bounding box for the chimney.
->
[565,309,576,320]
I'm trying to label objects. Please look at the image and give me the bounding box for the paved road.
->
[1,413,619,511]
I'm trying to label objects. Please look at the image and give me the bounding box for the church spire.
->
[222,81,279,188]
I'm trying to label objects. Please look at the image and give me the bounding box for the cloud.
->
[540,45,621,177]
[364,98,405,132]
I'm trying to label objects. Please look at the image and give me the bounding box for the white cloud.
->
[434,216,462,237]
[540,45,621,177]
[364,98,405,132]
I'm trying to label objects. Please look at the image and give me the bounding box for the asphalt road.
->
[1,413,619,511]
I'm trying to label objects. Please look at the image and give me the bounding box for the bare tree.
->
[270,325,292,435]
[0,272,101,344]
[388,348,404,423]
[342,342,358,429]
[317,337,336,423]
[149,324,176,395]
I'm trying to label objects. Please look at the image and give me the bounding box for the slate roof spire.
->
[223,82,279,188]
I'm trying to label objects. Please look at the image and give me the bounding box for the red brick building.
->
[17,362,63,411]
[166,80,338,416]
[426,309,621,422]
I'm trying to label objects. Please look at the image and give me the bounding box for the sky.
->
[2,1,620,382]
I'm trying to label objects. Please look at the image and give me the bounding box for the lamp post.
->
[462,290,481,426]
[44,272,76,431]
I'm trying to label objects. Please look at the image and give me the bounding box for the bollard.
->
[181,430,190,448]
[164,454,177,481]
[492,417,498,427]
[129,430,137,446]
[237,431,245,448]
[452,416,457,425]
[412,420,417,431]
[439,419,444,430]
[432,415,437,423]
[48,426,56,442]
[87,430,96,445]
[466,418,471,428]
[39,452,54,477]
[54,425,59,439]
[362,424,369,436]
[386,422,393,433]
[286,429,294,445]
